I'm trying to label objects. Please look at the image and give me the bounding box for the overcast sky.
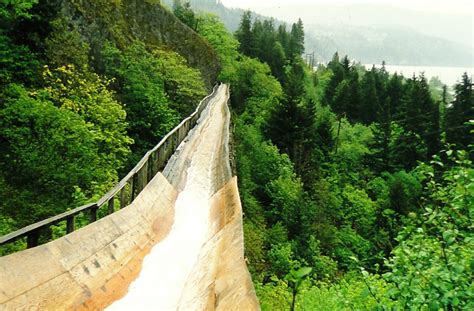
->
[221,0,473,15]
[220,0,473,51]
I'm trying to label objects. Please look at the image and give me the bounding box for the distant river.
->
[363,64,474,88]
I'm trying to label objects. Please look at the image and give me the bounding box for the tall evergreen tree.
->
[323,54,345,107]
[173,0,198,30]
[387,73,404,118]
[266,61,315,175]
[288,18,304,58]
[235,11,257,57]
[277,24,289,55]
[446,72,473,151]
[359,68,379,124]
[398,74,439,163]
[330,62,359,120]
[283,59,306,104]
[268,42,286,82]
[327,52,340,72]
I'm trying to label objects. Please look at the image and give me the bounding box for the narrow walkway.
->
[107,85,228,310]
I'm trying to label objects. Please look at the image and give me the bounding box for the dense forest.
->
[1,0,473,309]
[185,4,473,310]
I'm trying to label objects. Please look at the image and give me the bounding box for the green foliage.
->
[0,0,38,20]
[387,170,421,215]
[173,0,199,30]
[229,56,283,114]
[153,48,207,116]
[255,278,293,311]
[234,11,306,84]
[288,19,305,58]
[235,11,257,58]
[229,14,473,307]
[42,65,132,188]
[0,2,209,255]
[0,34,41,86]
[299,274,395,310]
[384,151,474,309]
[286,267,312,311]
[101,41,205,162]
[196,13,239,80]
[101,41,175,153]
[45,18,90,69]
[268,242,301,278]
[243,221,267,275]
[446,73,473,151]
[336,119,374,170]
[0,84,108,226]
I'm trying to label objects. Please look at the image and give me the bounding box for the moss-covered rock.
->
[54,0,220,88]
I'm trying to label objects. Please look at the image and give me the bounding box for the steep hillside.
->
[0,0,220,248]
[59,0,220,88]
[163,0,241,31]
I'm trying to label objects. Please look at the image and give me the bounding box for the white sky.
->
[221,0,474,15]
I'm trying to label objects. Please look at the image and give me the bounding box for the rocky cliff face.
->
[56,0,220,88]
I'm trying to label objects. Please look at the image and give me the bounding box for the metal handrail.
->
[0,84,220,251]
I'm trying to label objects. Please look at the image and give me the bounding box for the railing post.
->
[148,152,155,180]
[120,187,127,209]
[173,132,179,149]
[89,205,98,223]
[136,168,144,194]
[154,150,160,174]
[27,231,39,249]
[66,216,75,233]
[108,198,115,215]
[141,161,148,188]
[131,174,137,201]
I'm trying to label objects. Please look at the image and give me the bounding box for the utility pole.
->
[305,52,316,70]
[305,53,312,68]
[334,112,345,154]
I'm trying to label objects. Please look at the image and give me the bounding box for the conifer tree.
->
[323,55,344,107]
[269,42,286,82]
[360,68,379,124]
[446,72,473,151]
[288,18,304,58]
[397,74,439,164]
[173,0,198,30]
[266,61,315,175]
[330,64,359,119]
[387,73,404,118]
[235,11,257,57]
[327,52,340,72]
[277,24,289,56]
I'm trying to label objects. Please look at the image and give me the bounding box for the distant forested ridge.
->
[167,0,473,67]
[191,6,473,309]
[305,24,473,68]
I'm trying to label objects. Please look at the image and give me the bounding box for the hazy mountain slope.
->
[59,0,220,87]
[174,0,473,67]
[306,24,473,67]
[263,4,473,48]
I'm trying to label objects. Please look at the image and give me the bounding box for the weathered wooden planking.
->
[0,173,178,310]
[177,177,260,310]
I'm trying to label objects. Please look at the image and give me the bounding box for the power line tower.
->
[305,52,315,70]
